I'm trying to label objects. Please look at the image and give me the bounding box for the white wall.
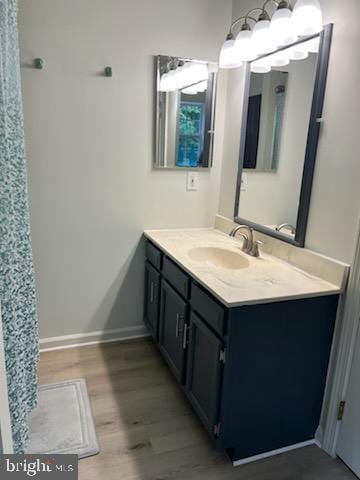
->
[18,0,232,340]
[219,0,360,264]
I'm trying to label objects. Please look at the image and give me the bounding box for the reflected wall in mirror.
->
[239,48,318,235]
[244,71,288,172]
[155,55,217,169]
[235,26,333,246]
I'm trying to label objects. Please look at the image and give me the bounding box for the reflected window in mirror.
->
[155,55,217,169]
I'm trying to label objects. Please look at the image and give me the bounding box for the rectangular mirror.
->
[234,25,333,246]
[154,55,217,169]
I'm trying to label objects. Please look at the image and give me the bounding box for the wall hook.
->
[104,66,112,77]
[33,58,44,69]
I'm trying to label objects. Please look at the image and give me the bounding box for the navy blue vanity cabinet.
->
[158,280,188,384]
[185,311,225,437]
[144,261,161,341]
[218,296,339,462]
[144,239,339,464]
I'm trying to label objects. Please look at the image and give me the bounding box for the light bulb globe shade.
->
[235,29,257,61]
[251,58,271,73]
[175,64,188,89]
[166,70,178,91]
[159,73,169,92]
[270,7,298,46]
[292,0,323,36]
[219,39,242,68]
[252,19,276,54]
[287,44,309,60]
[182,86,198,95]
[304,36,320,53]
[193,63,209,82]
[180,63,196,88]
[268,50,290,67]
[196,80,208,92]
[184,63,197,86]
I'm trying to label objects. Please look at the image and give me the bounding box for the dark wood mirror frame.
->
[234,24,333,247]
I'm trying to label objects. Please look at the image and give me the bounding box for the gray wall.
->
[18,0,232,340]
[220,0,360,264]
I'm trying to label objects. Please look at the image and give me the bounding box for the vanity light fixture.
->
[219,0,324,70]
[219,33,242,69]
[252,11,276,54]
[235,22,258,61]
[292,0,323,36]
[270,1,298,47]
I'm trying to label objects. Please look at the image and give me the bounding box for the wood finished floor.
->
[38,338,356,480]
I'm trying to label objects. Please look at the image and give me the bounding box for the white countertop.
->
[144,227,349,308]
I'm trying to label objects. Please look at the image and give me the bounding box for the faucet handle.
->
[235,232,249,252]
[250,240,263,258]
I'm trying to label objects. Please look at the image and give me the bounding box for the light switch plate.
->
[187,172,199,191]
[240,172,248,191]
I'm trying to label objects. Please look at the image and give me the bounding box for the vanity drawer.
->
[191,283,225,336]
[162,256,190,299]
[146,241,163,271]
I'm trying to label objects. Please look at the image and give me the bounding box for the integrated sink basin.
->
[188,247,250,270]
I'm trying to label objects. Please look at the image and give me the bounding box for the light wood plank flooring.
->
[38,338,356,480]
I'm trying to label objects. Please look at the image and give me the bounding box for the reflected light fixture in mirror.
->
[159,61,208,93]
[269,49,290,67]
[288,43,309,60]
[218,0,323,70]
[251,57,271,73]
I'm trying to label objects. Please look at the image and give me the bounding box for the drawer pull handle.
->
[150,282,155,303]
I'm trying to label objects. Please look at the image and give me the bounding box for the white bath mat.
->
[26,378,99,458]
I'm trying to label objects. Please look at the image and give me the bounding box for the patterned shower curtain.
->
[0,0,39,453]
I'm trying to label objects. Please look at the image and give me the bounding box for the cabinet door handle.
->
[176,314,180,337]
[150,282,155,303]
[182,324,191,350]
[176,313,184,338]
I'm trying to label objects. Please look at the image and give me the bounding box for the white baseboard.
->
[39,325,150,352]
[233,439,320,467]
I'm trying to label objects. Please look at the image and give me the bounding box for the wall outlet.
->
[187,172,199,191]
[240,172,248,191]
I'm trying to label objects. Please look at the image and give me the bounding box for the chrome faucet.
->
[275,223,296,235]
[229,225,263,257]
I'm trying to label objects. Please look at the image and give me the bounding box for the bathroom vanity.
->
[143,221,348,464]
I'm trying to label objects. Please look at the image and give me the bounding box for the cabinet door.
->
[159,280,187,383]
[144,261,161,341]
[186,312,224,437]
